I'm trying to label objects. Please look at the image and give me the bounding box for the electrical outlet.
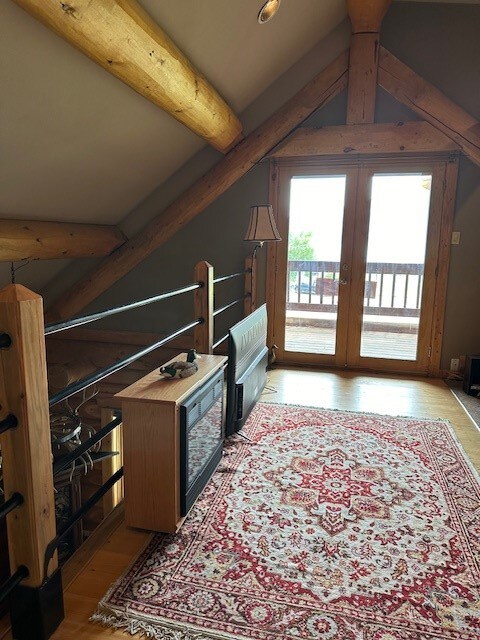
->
[451,231,461,245]
[450,358,460,372]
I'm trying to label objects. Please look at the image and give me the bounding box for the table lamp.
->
[244,204,281,261]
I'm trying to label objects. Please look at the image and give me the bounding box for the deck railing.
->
[288,260,424,318]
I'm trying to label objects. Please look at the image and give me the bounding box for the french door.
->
[268,158,455,374]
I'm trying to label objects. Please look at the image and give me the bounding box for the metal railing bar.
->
[391,271,396,308]
[0,566,29,603]
[379,270,384,307]
[404,274,409,308]
[53,414,122,476]
[213,296,247,318]
[43,468,124,581]
[213,334,229,350]
[416,275,422,309]
[48,319,202,407]
[0,493,24,522]
[0,414,18,435]
[213,271,248,285]
[367,270,373,307]
[45,283,201,336]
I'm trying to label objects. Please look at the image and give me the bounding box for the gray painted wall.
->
[42,2,480,371]
[381,2,480,370]
[41,21,351,344]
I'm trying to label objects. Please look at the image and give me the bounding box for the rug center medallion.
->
[277,447,411,536]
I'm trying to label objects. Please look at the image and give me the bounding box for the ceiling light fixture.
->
[257,0,281,24]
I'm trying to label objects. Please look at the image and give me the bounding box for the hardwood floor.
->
[40,368,480,638]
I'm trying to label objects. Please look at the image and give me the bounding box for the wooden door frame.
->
[267,154,458,376]
[268,162,359,367]
[347,161,445,374]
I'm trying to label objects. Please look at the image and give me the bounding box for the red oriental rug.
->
[92,404,480,639]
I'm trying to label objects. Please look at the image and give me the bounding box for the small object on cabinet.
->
[160,348,199,379]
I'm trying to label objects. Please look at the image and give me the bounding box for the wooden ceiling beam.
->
[46,51,349,321]
[347,0,392,34]
[0,219,126,262]
[270,121,460,159]
[378,46,480,167]
[347,33,379,124]
[13,0,243,153]
[346,1,391,124]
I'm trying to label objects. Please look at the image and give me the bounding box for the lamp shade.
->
[244,205,281,243]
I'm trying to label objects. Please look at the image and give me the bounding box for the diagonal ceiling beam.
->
[0,219,126,262]
[378,46,480,167]
[46,50,349,321]
[13,0,243,153]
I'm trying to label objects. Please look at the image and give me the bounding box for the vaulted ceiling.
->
[1,0,476,300]
[0,0,348,226]
[1,0,475,231]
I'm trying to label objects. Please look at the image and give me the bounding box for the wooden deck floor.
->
[5,370,479,640]
[285,325,418,359]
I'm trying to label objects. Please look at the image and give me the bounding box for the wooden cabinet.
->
[115,354,227,533]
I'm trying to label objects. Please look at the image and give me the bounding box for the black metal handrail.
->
[43,468,124,580]
[0,493,24,522]
[48,318,202,407]
[0,413,18,435]
[45,283,201,336]
[53,414,122,476]
[0,566,29,603]
[213,334,228,350]
[213,295,248,318]
[213,270,248,285]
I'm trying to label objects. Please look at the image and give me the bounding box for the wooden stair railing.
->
[0,257,256,639]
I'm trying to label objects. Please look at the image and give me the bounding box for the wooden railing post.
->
[244,254,257,316]
[194,261,213,354]
[0,285,57,586]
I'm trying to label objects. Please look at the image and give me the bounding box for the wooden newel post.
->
[194,261,214,354]
[0,285,57,588]
[0,285,64,639]
[244,254,257,316]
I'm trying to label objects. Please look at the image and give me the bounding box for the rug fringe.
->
[91,605,239,640]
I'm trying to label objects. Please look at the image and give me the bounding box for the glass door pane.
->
[359,173,432,360]
[285,175,347,355]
